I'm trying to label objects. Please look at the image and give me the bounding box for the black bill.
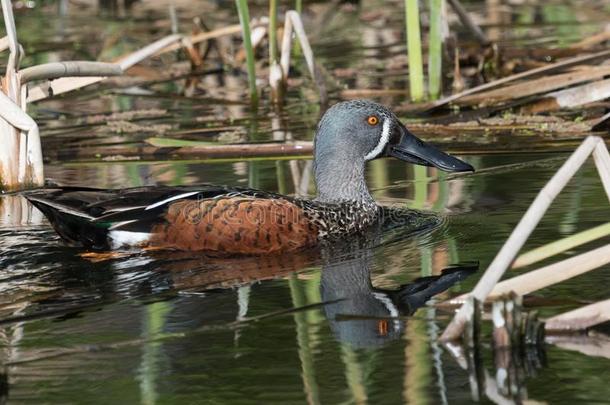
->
[385,123,474,172]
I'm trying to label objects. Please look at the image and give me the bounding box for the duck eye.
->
[367,115,379,126]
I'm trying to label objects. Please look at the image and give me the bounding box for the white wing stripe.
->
[145,191,199,210]
[30,198,95,220]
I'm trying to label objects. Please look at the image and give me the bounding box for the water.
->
[2,0,610,403]
[1,153,609,404]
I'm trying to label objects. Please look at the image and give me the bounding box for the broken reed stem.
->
[428,48,610,110]
[428,0,444,100]
[0,87,43,188]
[405,0,425,101]
[593,140,610,201]
[0,0,44,190]
[284,11,315,78]
[169,141,312,159]
[545,298,610,332]
[489,244,610,299]
[27,34,182,103]
[269,0,278,67]
[235,0,259,107]
[168,1,179,34]
[1,0,19,67]
[440,136,604,342]
[512,222,610,269]
[20,61,123,84]
[0,36,9,53]
[273,11,317,104]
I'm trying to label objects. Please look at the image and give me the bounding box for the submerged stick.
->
[440,136,604,342]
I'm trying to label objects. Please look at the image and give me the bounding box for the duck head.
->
[314,100,473,203]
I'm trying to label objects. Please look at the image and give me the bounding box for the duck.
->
[25,100,473,254]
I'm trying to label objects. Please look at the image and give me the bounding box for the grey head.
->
[313,100,473,204]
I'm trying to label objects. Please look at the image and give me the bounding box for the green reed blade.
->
[428,0,443,100]
[293,0,303,57]
[405,0,425,102]
[269,0,278,66]
[236,0,259,107]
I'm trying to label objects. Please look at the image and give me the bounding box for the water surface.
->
[2,1,610,403]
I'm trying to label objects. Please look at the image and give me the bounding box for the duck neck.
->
[314,155,375,206]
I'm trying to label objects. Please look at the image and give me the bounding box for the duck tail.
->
[25,194,111,250]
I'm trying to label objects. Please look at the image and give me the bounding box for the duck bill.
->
[386,124,474,172]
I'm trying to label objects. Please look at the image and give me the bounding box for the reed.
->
[428,0,444,99]
[235,0,259,107]
[293,0,303,57]
[440,136,610,341]
[269,0,279,66]
[405,0,425,101]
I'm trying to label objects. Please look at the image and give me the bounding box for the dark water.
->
[2,0,610,403]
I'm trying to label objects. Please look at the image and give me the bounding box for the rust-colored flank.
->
[149,197,319,254]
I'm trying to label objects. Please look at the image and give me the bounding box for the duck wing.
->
[25,185,265,250]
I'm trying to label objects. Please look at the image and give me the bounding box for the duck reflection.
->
[320,249,477,348]
[143,238,476,350]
